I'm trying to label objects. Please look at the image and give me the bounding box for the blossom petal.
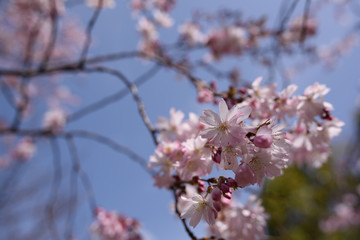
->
[227,105,252,123]
[257,125,272,136]
[189,210,202,228]
[200,128,218,141]
[219,99,229,122]
[200,109,221,127]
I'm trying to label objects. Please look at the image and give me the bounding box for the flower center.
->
[195,200,207,211]
[219,123,228,131]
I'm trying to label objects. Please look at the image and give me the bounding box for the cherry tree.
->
[0,0,359,239]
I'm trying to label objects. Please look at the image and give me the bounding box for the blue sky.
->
[3,0,359,239]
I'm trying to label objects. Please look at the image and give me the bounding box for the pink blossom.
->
[243,77,277,120]
[210,196,268,240]
[149,150,176,188]
[320,194,360,233]
[200,98,251,146]
[235,163,257,187]
[43,108,67,133]
[297,82,333,121]
[197,88,214,103]
[237,148,288,186]
[152,0,175,12]
[11,137,36,162]
[181,193,217,228]
[205,26,249,59]
[154,10,173,28]
[274,84,299,121]
[90,207,142,240]
[280,17,317,45]
[179,23,204,46]
[137,17,158,41]
[179,136,213,180]
[156,108,185,141]
[253,125,273,148]
[131,0,147,12]
[220,144,245,172]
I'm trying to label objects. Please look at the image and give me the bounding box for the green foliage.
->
[261,162,360,240]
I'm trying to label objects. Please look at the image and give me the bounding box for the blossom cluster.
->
[90,207,142,240]
[209,195,268,240]
[149,77,343,231]
[0,0,84,68]
[178,14,317,61]
[0,0,82,167]
[320,191,360,233]
[131,0,175,57]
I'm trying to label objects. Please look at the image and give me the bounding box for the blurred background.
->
[0,0,359,239]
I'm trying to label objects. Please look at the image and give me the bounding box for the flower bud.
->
[224,192,232,199]
[253,134,273,148]
[219,183,230,193]
[213,201,222,212]
[235,164,256,187]
[212,147,222,163]
[197,185,205,193]
[226,178,237,188]
[211,187,222,202]
[208,178,218,184]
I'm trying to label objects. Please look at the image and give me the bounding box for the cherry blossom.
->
[181,193,217,228]
[210,196,268,240]
[43,108,67,133]
[90,207,142,240]
[179,23,204,46]
[11,137,36,162]
[154,10,173,28]
[199,98,251,146]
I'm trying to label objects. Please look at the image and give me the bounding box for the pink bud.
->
[224,192,231,199]
[212,147,222,164]
[219,183,230,193]
[253,134,273,148]
[226,178,237,188]
[213,201,222,212]
[197,88,214,103]
[198,180,205,187]
[212,187,222,202]
[235,164,256,187]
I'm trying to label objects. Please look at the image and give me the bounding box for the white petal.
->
[200,128,218,141]
[252,76,263,88]
[281,84,298,98]
[257,125,272,136]
[189,210,202,228]
[200,109,221,127]
[227,105,252,123]
[181,204,197,219]
[219,99,229,122]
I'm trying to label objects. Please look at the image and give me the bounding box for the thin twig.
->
[39,0,59,70]
[0,51,143,77]
[68,64,160,122]
[65,140,78,240]
[299,0,311,46]
[46,137,62,240]
[78,0,104,65]
[0,80,16,109]
[66,136,97,215]
[69,130,155,175]
[84,66,159,145]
